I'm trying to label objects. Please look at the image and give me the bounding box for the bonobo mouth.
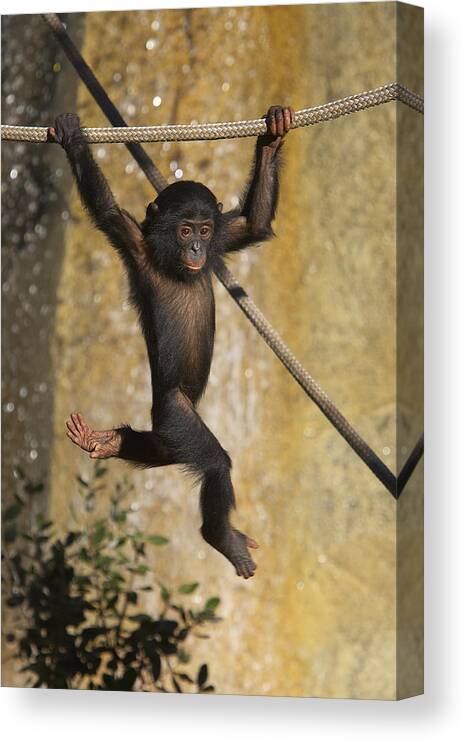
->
[182,259,206,273]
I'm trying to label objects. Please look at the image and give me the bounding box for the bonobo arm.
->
[221,105,294,253]
[49,113,144,265]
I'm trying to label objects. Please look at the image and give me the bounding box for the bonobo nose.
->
[191,242,201,254]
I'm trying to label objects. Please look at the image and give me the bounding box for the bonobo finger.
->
[71,412,83,432]
[90,445,106,459]
[267,109,277,137]
[246,536,259,549]
[76,412,87,429]
[66,426,81,443]
[289,107,296,126]
[283,108,291,132]
[274,107,284,136]
[47,127,58,143]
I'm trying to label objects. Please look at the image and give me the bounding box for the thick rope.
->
[1,82,423,144]
[397,434,424,497]
[8,12,421,497]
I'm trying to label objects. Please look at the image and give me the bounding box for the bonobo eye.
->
[180,226,192,238]
[200,226,211,238]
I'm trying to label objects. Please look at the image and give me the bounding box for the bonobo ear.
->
[146,201,159,218]
[217,202,223,213]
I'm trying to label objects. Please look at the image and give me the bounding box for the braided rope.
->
[1,82,423,144]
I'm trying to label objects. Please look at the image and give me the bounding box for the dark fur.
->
[54,109,286,575]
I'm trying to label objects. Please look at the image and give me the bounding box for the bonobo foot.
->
[65,412,121,459]
[201,525,259,579]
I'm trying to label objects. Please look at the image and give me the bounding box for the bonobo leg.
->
[199,470,259,579]
[155,391,259,579]
[65,396,258,579]
[65,412,171,466]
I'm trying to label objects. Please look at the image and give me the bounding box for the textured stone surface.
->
[2,3,423,698]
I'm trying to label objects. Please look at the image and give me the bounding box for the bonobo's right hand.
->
[47,113,85,150]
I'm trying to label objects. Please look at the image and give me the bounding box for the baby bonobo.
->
[49,104,294,579]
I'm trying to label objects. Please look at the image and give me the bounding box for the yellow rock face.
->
[9,3,422,699]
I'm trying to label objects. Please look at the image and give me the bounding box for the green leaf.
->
[112,511,127,525]
[95,466,108,478]
[4,526,17,543]
[107,570,125,586]
[95,554,113,570]
[133,541,146,556]
[178,649,191,664]
[3,502,23,521]
[107,656,118,672]
[106,594,118,611]
[172,676,182,693]
[128,613,152,623]
[78,547,91,562]
[178,582,199,594]
[126,591,138,604]
[7,594,24,607]
[147,535,169,546]
[24,482,44,495]
[205,597,220,613]
[160,585,170,602]
[128,564,149,575]
[197,663,208,687]
[35,513,51,530]
[65,531,80,547]
[90,520,108,547]
[150,652,161,682]
[69,502,79,522]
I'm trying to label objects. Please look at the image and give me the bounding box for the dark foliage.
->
[2,465,219,692]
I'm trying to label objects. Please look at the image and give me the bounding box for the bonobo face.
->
[141,181,221,279]
[176,218,213,273]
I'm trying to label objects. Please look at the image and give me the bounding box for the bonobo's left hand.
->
[259,105,295,151]
[47,112,86,151]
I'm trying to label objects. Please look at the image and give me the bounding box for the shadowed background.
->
[1,2,423,699]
